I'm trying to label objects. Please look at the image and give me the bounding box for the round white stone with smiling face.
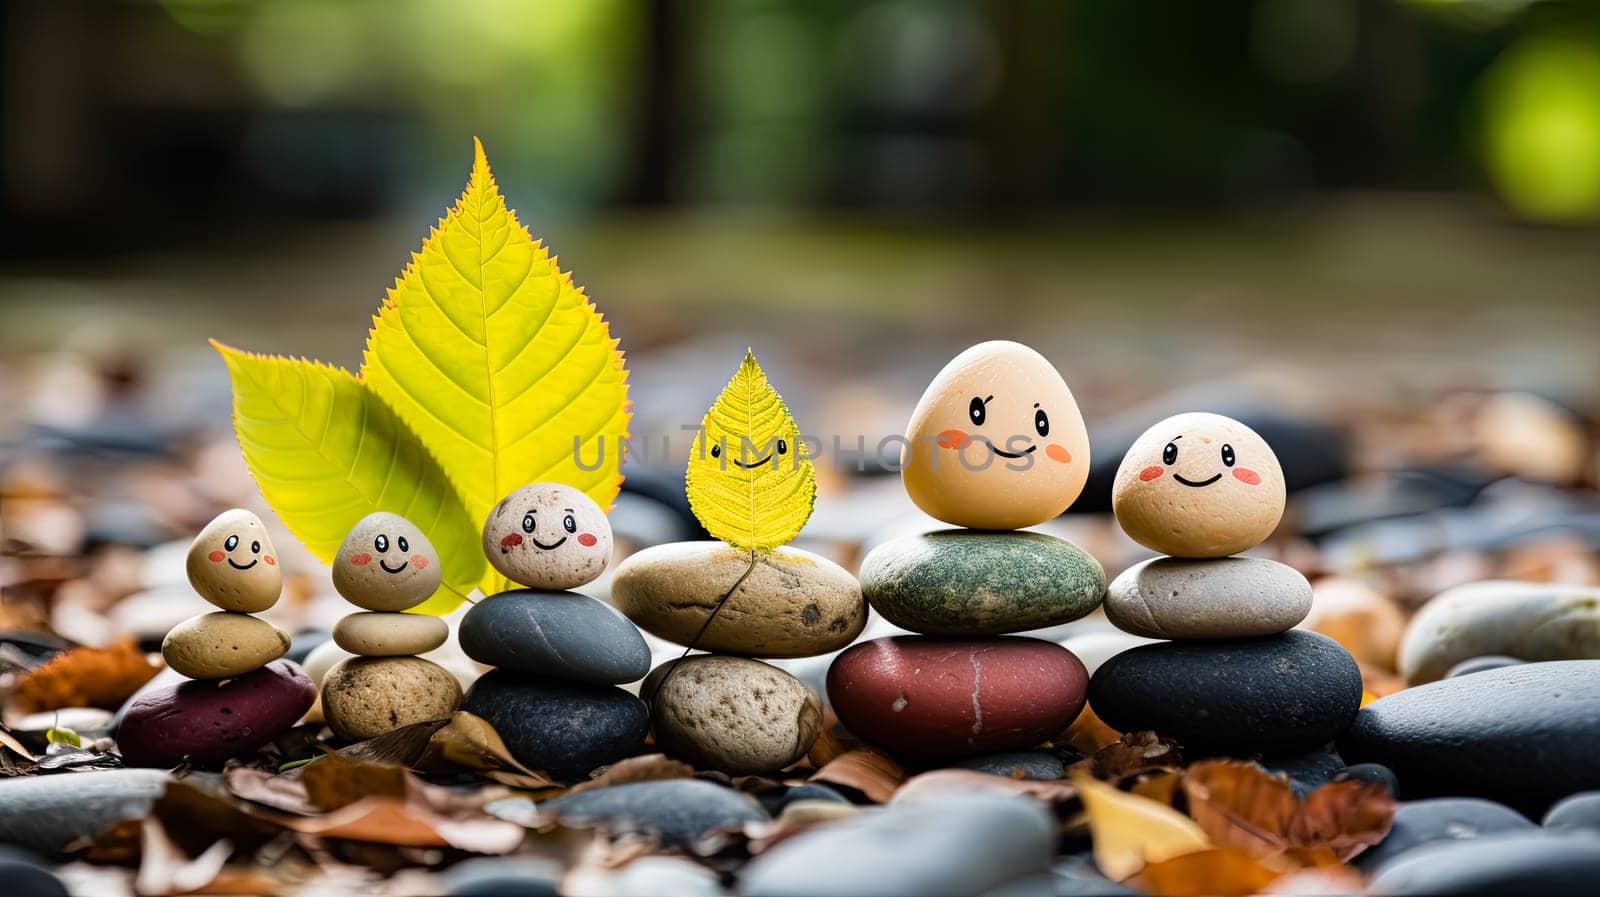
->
[186,508,282,612]
[900,340,1091,530]
[332,512,442,611]
[482,483,612,590]
[1112,412,1285,558]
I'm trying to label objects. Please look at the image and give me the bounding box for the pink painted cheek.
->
[1045,444,1072,464]
[410,555,429,569]
[350,553,372,566]
[1139,466,1165,482]
[500,533,523,549]
[577,533,598,547]
[208,550,226,563]
[263,555,276,566]
[1233,468,1262,486]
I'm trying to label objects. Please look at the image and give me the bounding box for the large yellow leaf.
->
[361,138,630,594]
[685,350,816,552]
[1076,772,1212,881]
[214,342,484,611]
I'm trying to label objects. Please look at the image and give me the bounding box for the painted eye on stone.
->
[521,513,536,534]
[398,536,409,552]
[1163,442,1179,465]
[375,534,389,552]
[250,540,261,554]
[777,438,788,455]
[968,396,986,426]
[1034,408,1050,437]
[563,514,577,534]
[1221,444,1236,467]
[225,535,239,552]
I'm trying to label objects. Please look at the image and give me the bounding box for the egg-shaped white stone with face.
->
[1111,412,1286,558]
[332,512,443,611]
[900,340,1092,530]
[186,509,282,612]
[482,483,613,590]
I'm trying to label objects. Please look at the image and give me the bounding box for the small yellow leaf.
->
[214,342,484,610]
[685,350,816,552]
[361,137,630,595]
[1076,772,1211,881]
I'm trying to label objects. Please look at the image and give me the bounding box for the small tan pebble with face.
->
[645,656,822,775]
[320,656,462,740]
[332,612,449,656]
[186,509,282,612]
[482,483,613,590]
[332,512,442,611]
[161,611,290,680]
[901,341,1092,530]
[1112,412,1286,557]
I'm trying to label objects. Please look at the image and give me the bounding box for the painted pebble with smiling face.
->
[483,483,612,590]
[332,512,442,610]
[901,341,1091,530]
[1112,412,1286,558]
[186,508,282,612]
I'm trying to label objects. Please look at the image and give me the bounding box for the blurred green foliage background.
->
[7,0,1600,236]
[2,0,1597,403]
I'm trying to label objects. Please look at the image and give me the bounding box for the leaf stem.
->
[646,548,758,705]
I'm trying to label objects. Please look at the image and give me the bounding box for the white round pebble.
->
[482,483,613,590]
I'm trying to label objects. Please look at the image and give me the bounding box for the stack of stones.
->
[828,341,1106,763]
[612,539,867,775]
[459,483,656,781]
[320,512,461,740]
[1089,412,1363,757]
[119,509,316,767]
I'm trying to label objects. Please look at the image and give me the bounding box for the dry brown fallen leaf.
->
[1061,703,1123,754]
[1076,771,1210,881]
[1127,846,1286,897]
[9,637,159,714]
[808,748,904,803]
[892,769,1079,808]
[417,711,558,790]
[1184,759,1396,862]
[568,753,694,795]
[1091,730,1182,781]
[336,717,450,766]
[134,817,231,897]
[219,753,525,853]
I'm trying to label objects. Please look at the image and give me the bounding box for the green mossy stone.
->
[859,529,1106,635]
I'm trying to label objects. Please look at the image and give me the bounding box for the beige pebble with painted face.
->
[482,483,612,590]
[332,611,449,656]
[901,341,1091,530]
[186,509,283,612]
[1112,412,1286,558]
[332,512,442,611]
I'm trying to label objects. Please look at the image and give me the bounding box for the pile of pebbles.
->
[117,510,315,767]
[826,342,1106,762]
[1088,413,1363,756]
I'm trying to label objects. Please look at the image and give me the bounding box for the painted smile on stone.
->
[379,559,409,574]
[531,535,569,551]
[1173,473,1223,488]
[990,443,1038,460]
[226,558,258,571]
